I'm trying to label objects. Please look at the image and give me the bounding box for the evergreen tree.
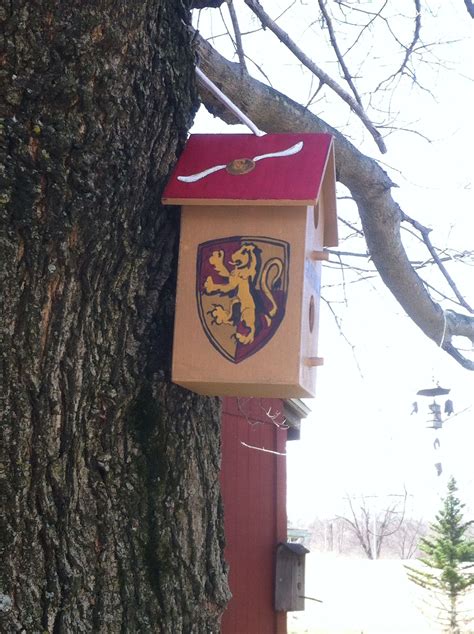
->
[406,478,474,633]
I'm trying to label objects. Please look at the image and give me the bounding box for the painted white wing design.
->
[176,141,304,183]
[252,141,303,162]
[177,163,227,183]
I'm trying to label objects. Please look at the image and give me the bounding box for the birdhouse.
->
[162,133,338,397]
[275,542,310,612]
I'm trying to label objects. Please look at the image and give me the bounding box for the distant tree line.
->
[308,495,428,560]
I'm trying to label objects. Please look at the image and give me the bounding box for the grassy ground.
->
[287,553,474,634]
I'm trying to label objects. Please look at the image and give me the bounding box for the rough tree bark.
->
[1,2,229,632]
[195,34,474,370]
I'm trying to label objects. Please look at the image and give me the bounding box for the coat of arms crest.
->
[196,236,290,363]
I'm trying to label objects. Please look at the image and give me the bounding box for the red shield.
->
[196,236,290,363]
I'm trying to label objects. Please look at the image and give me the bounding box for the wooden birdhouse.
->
[162,133,338,398]
[275,542,310,612]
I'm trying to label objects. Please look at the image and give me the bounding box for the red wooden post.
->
[220,397,288,634]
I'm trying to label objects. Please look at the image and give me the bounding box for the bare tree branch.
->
[338,216,365,237]
[374,0,423,93]
[318,0,363,106]
[339,497,373,558]
[242,0,388,153]
[401,212,473,314]
[236,397,288,429]
[195,34,474,369]
[340,493,410,558]
[464,0,474,18]
[339,0,390,58]
[321,296,364,377]
[227,1,247,73]
[240,441,286,456]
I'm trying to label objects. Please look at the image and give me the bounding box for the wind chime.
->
[411,384,454,476]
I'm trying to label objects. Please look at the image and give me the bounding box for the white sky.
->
[191,1,474,525]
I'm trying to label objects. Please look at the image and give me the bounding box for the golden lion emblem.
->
[203,242,283,345]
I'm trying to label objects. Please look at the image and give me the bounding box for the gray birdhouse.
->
[275,542,310,612]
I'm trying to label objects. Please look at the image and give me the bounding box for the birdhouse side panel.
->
[298,205,326,396]
[321,144,338,247]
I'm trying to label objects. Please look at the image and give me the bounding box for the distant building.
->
[287,527,310,546]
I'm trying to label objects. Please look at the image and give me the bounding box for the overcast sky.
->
[191,1,473,524]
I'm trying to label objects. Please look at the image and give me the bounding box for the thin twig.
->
[236,397,261,427]
[321,296,364,377]
[421,278,471,310]
[217,5,239,58]
[374,0,422,93]
[377,124,432,143]
[299,595,323,603]
[318,0,363,106]
[274,0,298,24]
[340,0,389,58]
[241,441,286,456]
[244,53,274,87]
[338,216,364,237]
[401,211,473,313]
[258,402,288,429]
[243,0,387,153]
[227,0,247,73]
[236,397,288,429]
[305,79,325,108]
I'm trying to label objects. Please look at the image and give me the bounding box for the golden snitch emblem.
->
[225,158,256,176]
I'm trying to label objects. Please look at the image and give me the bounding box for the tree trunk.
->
[449,594,459,634]
[1,2,229,631]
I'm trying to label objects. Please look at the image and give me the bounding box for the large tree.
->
[1,2,228,632]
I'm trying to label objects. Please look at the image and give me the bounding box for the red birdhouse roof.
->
[163,132,335,204]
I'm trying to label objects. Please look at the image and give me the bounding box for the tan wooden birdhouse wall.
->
[162,133,338,398]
